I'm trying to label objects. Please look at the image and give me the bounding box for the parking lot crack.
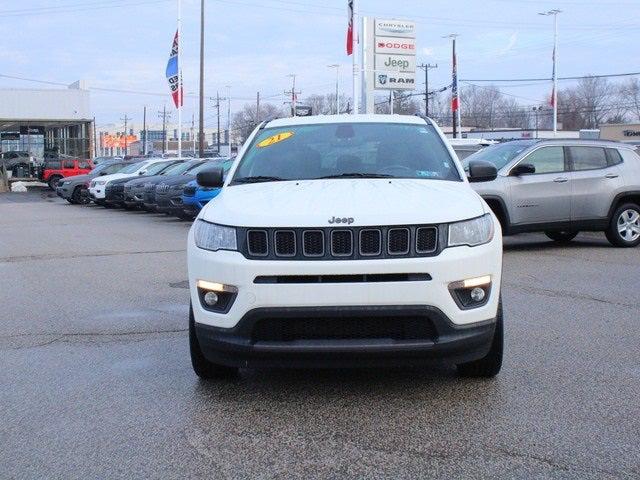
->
[1,328,187,350]
[505,282,640,310]
[0,249,186,264]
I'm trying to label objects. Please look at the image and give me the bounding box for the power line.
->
[460,72,640,82]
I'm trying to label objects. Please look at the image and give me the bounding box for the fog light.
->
[203,291,219,306]
[470,287,486,302]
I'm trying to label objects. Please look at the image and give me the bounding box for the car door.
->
[567,146,624,221]
[507,145,571,225]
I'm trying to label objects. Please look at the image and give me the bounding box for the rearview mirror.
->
[512,163,536,176]
[468,160,498,183]
[197,167,224,188]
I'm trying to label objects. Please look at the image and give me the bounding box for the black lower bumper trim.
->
[195,305,496,368]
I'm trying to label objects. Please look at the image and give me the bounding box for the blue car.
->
[181,159,232,218]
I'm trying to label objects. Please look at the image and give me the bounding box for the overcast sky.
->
[1,0,638,130]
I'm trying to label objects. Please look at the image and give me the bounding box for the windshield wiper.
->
[232,175,286,184]
[318,173,395,179]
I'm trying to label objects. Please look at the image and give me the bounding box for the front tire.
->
[48,175,62,190]
[457,299,503,378]
[189,304,238,380]
[545,230,578,243]
[605,203,640,248]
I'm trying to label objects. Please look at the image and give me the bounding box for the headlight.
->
[95,180,106,186]
[448,214,494,247]
[193,220,237,252]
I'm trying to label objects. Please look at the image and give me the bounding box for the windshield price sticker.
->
[257,131,294,148]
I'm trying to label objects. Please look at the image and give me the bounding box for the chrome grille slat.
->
[416,227,438,253]
[359,229,382,256]
[274,230,296,257]
[303,230,325,257]
[388,228,410,255]
[331,230,353,257]
[247,230,268,256]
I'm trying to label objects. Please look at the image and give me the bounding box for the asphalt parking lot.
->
[1,189,639,479]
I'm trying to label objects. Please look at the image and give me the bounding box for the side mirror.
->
[468,160,498,183]
[512,163,536,176]
[99,171,106,176]
[139,170,146,175]
[197,167,224,188]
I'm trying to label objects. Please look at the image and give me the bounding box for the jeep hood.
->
[200,179,486,227]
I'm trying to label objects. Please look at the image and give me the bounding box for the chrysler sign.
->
[375,19,416,38]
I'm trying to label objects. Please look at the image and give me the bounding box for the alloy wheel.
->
[617,209,640,242]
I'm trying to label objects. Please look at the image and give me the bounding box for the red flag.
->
[451,39,459,112]
[346,0,354,56]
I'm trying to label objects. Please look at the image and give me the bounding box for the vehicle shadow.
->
[503,234,611,252]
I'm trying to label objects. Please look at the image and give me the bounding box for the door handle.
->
[604,173,619,179]
[553,177,568,183]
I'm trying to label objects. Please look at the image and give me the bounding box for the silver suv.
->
[464,139,640,247]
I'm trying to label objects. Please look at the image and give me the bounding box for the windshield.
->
[189,160,231,175]
[119,161,146,174]
[232,122,461,183]
[463,141,535,170]
[162,160,199,175]
[144,160,177,175]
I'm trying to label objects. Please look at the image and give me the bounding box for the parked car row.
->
[56,156,233,219]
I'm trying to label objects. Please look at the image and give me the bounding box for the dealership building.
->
[0,81,93,162]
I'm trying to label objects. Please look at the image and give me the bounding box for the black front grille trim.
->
[416,227,438,254]
[254,273,432,284]
[359,229,382,256]
[236,224,444,261]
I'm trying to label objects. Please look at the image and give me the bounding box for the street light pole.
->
[328,64,340,114]
[539,9,561,137]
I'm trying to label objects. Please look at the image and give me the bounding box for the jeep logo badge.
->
[328,216,354,225]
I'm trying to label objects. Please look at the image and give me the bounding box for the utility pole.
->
[256,92,260,122]
[92,116,97,159]
[539,9,561,136]
[158,106,171,155]
[120,114,132,156]
[191,113,195,154]
[418,63,438,117]
[212,92,227,154]
[142,106,147,155]
[285,74,301,116]
[198,0,205,157]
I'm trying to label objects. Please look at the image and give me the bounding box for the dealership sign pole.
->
[361,18,416,114]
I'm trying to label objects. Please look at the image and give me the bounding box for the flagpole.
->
[456,38,462,133]
[352,0,358,115]
[177,0,182,158]
[552,12,559,137]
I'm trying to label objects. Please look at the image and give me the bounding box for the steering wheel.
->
[378,165,414,175]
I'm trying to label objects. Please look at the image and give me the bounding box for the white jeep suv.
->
[187,115,504,379]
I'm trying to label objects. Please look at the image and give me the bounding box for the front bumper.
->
[195,305,496,368]
[189,226,502,327]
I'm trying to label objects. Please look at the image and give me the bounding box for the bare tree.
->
[460,85,504,129]
[619,78,640,121]
[232,102,284,143]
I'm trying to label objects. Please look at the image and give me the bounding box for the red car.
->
[41,158,94,189]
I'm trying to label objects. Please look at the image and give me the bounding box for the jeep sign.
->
[375,54,416,73]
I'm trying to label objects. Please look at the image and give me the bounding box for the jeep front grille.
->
[240,225,441,260]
